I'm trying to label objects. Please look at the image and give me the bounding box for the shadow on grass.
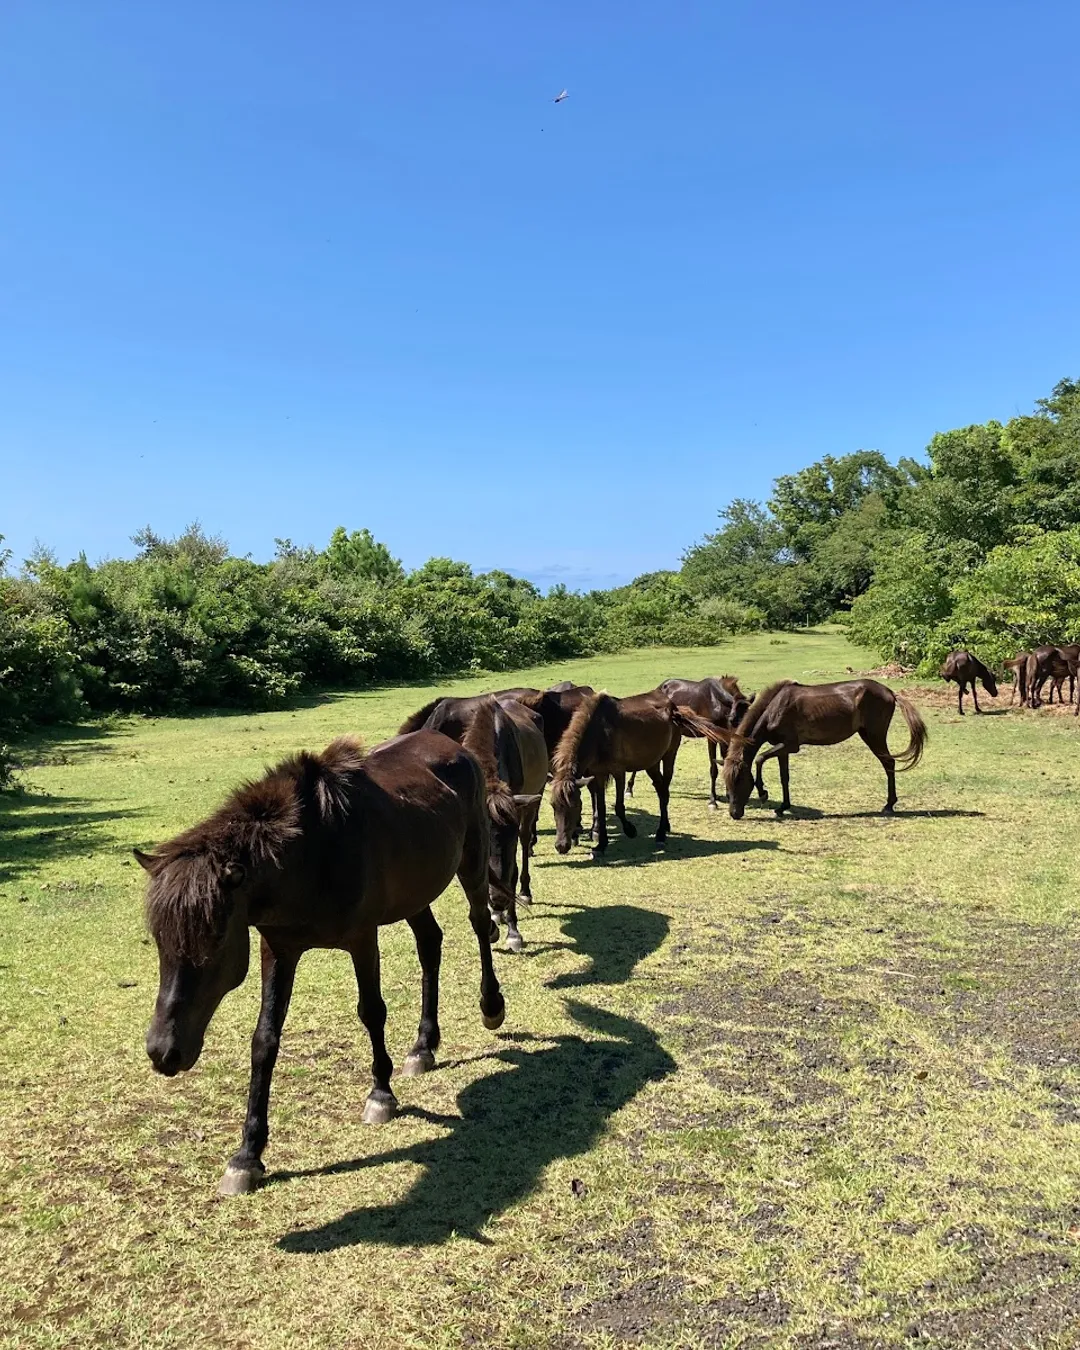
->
[547,903,669,989]
[767,806,985,821]
[0,789,145,884]
[274,1000,675,1250]
[557,834,779,868]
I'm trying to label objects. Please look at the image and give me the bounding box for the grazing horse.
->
[628,676,752,808]
[138,731,507,1196]
[1005,653,1030,707]
[940,650,998,715]
[412,695,546,950]
[1026,646,1071,708]
[721,679,927,818]
[549,690,725,857]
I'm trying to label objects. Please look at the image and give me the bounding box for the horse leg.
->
[458,822,506,1030]
[971,681,981,714]
[752,745,789,814]
[626,771,636,798]
[591,776,610,859]
[517,800,541,903]
[613,770,637,838]
[858,729,897,814]
[957,682,964,716]
[219,937,298,1195]
[401,907,443,1076]
[708,740,720,809]
[588,782,601,843]
[647,746,678,843]
[353,934,397,1124]
[754,751,770,801]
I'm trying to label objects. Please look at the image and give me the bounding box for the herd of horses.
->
[941,645,1080,714]
[136,672,928,1195]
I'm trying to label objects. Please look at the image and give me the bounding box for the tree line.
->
[3,374,1077,767]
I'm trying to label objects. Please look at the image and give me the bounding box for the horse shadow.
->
[0,789,145,884]
[547,903,669,989]
[557,834,778,870]
[274,1000,676,1252]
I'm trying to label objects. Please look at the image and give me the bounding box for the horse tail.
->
[670,706,729,744]
[462,698,518,830]
[892,693,927,771]
[398,697,444,735]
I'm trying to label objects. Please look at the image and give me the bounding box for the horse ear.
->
[574,775,594,788]
[513,793,543,807]
[133,848,158,873]
[223,862,246,888]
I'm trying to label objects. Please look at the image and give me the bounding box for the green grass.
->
[3,628,1080,1348]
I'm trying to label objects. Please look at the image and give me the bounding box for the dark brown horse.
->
[940,650,998,715]
[413,695,547,950]
[138,731,507,1196]
[549,690,725,857]
[721,679,927,818]
[1004,653,1030,707]
[627,675,751,808]
[1026,646,1071,707]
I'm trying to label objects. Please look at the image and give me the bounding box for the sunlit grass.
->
[3,629,1080,1347]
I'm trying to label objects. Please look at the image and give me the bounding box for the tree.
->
[324,527,404,584]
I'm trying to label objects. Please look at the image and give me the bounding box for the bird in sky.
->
[552,89,568,103]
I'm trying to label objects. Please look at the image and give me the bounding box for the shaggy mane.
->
[732,680,792,741]
[143,735,366,961]
[461,697,518,830]
[398,698,444,735]
[550,692,602,783]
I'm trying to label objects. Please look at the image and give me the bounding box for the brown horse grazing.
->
[721,679,927,819]
[422,696,547,950]
[137,731,507,1196]
[1026,646,1071,708]
[1005,653,1031,707]
[549,691,726,857]
[628,676,752,809]
[940,650,998,715]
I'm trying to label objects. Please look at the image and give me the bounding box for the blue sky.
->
[3,1,1079,590]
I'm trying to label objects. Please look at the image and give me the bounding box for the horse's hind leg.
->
[219,937,298,1195]
[459,819,506,1030]
[626,771,636,797]
[858,728,897,814]
[647,746,678,843]
[401,907,443,1076]
[353,934,397,1124]
[518,801,541,903]
[613,771,637,838]
[970,681,981,714]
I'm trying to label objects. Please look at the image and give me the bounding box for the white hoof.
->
[401,1050,436,1077]
[505,932,524,953]
[362,1093,398,1125]
[218,1163,265,1196]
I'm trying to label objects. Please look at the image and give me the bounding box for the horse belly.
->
[797,709,857,746]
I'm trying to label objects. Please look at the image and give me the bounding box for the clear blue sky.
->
[3,1,1079,590]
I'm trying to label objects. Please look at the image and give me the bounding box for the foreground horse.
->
[412,695,546,949]
[722,679,927,818]
[549,690,725,857]
[138,731,506,1195]
[628,676,751,808]
[940,650,998,715]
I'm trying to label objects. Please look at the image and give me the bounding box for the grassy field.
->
[3,628,1080,1348]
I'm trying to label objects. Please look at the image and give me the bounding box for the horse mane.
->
[550,691,601,784]
[461,697,518,829]
[398,697,444,735]
[143,736,367,962]
[733,680,792,740]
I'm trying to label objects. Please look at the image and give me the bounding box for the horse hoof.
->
[882,806,896,816]
[362,1092,398,1125]
[218,1163,265,1196]
[622,822,638,838]
[505,932,524,953]
[590,848,607,862]
[401,1050,436,1077]
[482,1004,506,1031]
[707,801,718,812]
[517,892,532,907]
[758,790,769,802]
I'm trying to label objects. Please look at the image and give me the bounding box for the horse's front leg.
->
[518,800,542,903]
[708,740,720,809]
[352,934,397,1124]
[401,907,442,1077]
[613,771,637,837]
[219,938,298,1195]
[971,681,981,714]
[957,682,965,716]
[591,776,610,859]
[753,745,788,813]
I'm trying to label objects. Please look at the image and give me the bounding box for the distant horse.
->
[414,695,547,950]
[138,731,507,1196]
[628,675,752,808]
[1026,647,1071,708]
[940,651,998,715]
[549,690,725,857]
[1004,653,1030,707]
[721,679,927,818]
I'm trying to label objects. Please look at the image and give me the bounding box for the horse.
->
[1004,653,1030,707]
[939,651,998,715]
[408,695,547,950]
[627,676,751,808]
[548,690,726,857]
[1026,647,1070,707]
[721,679,927,818]
[137,730,507,1196]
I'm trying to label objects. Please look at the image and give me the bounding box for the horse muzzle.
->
[146,1029,202,1077]
[729,804,745,821]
